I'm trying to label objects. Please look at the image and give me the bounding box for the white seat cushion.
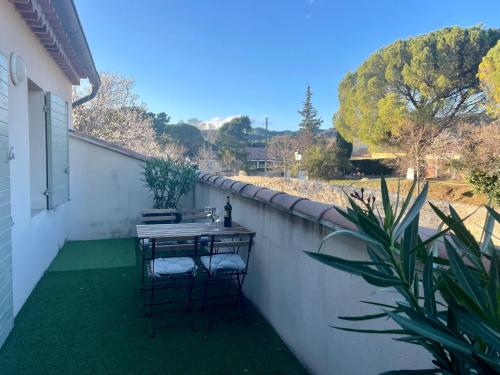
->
[150,257,196,277]
[200,254,246,275]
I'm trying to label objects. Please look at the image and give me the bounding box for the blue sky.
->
[75,0,500,131]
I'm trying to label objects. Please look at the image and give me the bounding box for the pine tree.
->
[298,85,323,133]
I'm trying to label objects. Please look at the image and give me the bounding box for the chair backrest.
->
[140,209,177,224]
[140,208,215,223]
[150,235,200,258]
[208,233,254,259]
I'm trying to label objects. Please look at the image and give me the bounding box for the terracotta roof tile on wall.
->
[320,207,357,231]
[255,189,284,203]
[240,184,264,198]
[271,194,308,211]
[208,175,220,184]
[222,179,237,190]
[230,182,249,193]
[292,200,333,222]
[214,177,227,187]
[201,174,212,182]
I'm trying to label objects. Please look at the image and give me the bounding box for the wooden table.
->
[136,222,255,240]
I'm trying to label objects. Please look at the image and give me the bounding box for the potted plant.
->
[141,157,198,223]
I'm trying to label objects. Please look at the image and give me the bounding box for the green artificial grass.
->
[48,238,137,271]
[0,239,308,375]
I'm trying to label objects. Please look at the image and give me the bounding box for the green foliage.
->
[335,131,353,161]
[147,112,171,136]
[335,26,500,146]
[467,168,500,205]
[478,40,500,118]
[141,157,198,209]
[304,142,350,179]
[161,123,204,157]
[216,116,252,170]
[298,86,323,134]
[306,177,500,374]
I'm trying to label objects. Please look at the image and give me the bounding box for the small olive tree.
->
[141,157,198,209]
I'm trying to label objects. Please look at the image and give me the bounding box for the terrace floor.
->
[0,239,307,375]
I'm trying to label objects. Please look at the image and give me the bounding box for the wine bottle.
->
[224,196,232,227]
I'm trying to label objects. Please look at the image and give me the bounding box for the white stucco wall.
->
[66,136,153,240]
[0,0,72,315]
[195,181,431,375]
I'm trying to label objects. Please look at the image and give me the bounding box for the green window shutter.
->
[0,52,13,348]
[45,92,69,209]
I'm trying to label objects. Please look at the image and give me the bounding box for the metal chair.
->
[143,236,199,336]
[200,233,254,321]
[138,208,214,285]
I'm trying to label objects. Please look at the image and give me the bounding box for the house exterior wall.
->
[194,179,431,375]
[66,136,153,240]
[0,0,73,315]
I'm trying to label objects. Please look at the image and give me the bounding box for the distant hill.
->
[199,124,338,145]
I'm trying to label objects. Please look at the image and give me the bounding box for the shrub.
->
[306,177,499,374]
[304,144,349,179]
[141,157,198,209]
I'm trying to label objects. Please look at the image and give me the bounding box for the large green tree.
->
[478,40,500,118]
[147,112,171,136]
[216,116,252,170]
[335,26,500,147]
[298,85,323,133]
[161,123,204,157]
[298,86,323,151]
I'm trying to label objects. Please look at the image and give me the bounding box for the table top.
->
[136,222,255,239]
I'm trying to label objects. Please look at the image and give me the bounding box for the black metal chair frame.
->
[144,236,199,336]
[200,233,254,321]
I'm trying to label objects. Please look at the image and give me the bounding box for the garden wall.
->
[194,173,431,375]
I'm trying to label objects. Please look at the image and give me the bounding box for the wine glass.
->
[212,209,221,230]
[205,207,213,224]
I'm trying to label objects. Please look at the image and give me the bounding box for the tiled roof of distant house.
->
[246,147,278,161]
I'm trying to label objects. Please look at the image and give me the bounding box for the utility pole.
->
[264,116,268,174]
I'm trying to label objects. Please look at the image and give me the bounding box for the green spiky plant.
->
[141,157,198,209]
[305,177,499,374]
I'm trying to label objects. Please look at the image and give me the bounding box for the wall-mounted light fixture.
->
[10,53,26,86]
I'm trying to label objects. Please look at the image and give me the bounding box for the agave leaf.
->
[394,178,401,223]
[316,229,384,253]
[338,312,388,321]
[402,216,419,284]
[334,206,358,226]
[357,213,392,247]
[438,274,486,320]
[331,326,409,335]
[367,246,392,273]
[429,203,481,258]
[394,179,417,227]
[362,272,408,288]
[381,176,394,229]
[485,206,500,224]
[473,351,500,373]
[361,300,398,309]
[305,251,385,277]
[488,249,498,318]
[386,311,473,356]
[480,207,495,254]
[448,233,484,271]
[423,254,437,317]
[380,369,440,374]
[444,238,486,309]
[452,306,500,351]
[413,273,420,302]
[394,183,428,240]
